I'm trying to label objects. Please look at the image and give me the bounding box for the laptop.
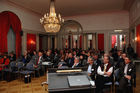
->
[67,75,91,87]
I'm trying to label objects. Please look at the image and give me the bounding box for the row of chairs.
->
[1,61,41,82]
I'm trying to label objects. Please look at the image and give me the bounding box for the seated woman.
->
[0,55,10,71]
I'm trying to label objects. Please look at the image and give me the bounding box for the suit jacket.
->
[66,57,74,67]
[94,59,101,68]
[119,62,136,81]
[72,63,82,68]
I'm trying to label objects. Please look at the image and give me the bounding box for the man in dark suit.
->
[72,57,82,68]
[95,56,113,93]
[93,54,101,68]
[87,57,96,80]
[115,53,126,69]
[118,57,136,93]
[66,53,74,67]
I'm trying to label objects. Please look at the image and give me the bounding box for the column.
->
[92,33,96,49]
[55,35,57,49]
[83,34,87,50]
[22,32,27,55]
[48,35,51,49]
[36,34,39,51]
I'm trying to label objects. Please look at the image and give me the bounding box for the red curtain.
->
[112,35,117,48]
[27,33,36,51]
[0,11,21,57]
[136,24,140,57]
[98,34,104,51]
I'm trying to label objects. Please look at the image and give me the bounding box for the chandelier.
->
[40,0,64,33]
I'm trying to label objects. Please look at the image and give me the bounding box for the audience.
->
[0,48,136,93]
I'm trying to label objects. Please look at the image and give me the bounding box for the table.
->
[48,71,95,93]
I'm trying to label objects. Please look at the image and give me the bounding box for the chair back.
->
[17,62,24,70]
[26,63,34,70]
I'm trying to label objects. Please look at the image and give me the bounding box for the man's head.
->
[103,56,109,64]
[93,54,98,60]
[122,53,127,59]
[38,51,43,57]
[74,57,79,63]
[124,57,131,64]
[68,53,73,58]
[79,55,83,60]
[88,57,94,65]
[117,51,122,56]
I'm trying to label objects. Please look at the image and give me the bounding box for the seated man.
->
[95,56,113,93]
[118,57,135,93]
[87,57,96,80]
[72,57,82,68]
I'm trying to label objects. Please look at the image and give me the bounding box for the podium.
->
[48,68,95,93]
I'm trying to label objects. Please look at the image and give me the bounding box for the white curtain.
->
[7,27,16,54]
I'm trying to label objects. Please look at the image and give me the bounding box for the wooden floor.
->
[0,62,140,93]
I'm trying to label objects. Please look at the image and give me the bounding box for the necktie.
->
[104,64,107,72]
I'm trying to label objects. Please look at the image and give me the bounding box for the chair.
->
[104,80,113,93]
[13,62,24,79]
[113,68,120,93]
[2,61,17,81]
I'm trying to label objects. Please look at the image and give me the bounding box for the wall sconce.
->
[30,40,35,45]
[135,37,137,41]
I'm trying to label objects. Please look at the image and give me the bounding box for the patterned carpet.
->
[0,62,140,93]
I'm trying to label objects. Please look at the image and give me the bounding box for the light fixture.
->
[114,29,123,32]
[40,0,64,33]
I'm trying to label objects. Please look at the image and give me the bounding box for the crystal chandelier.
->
[40,0,64,33]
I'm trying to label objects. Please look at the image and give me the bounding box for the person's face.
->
[4,56,7,59]
[103,57,109,64]
[125,58,130,64]
[80,55,83,59]
[93,55,98,60]
[117,51,121,56]
[122,54,126,59]
[74,58,79,63]
[39,52,42,56]
[33,51,36,55]
[69,53,72,58]
[73,51,76,55]
[89,58,93,64]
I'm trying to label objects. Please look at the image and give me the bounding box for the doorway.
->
[110,34,127,51]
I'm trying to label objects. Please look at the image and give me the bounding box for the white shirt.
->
[38,56,42,64]
[87,64,92,74]
[124,64,129,75]
[97,64,113,77]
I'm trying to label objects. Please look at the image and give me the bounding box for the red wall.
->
[98,34,104,51]
[136,24,140,57]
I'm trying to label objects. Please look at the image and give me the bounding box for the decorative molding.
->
[123,0,136,10]
[6,0,42,17]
